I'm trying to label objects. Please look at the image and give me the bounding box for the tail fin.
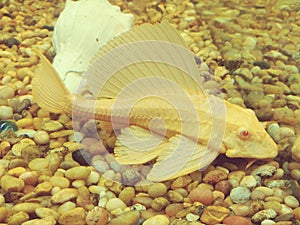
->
[32,51,70,113]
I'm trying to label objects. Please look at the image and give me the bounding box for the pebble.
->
[28,158,49,171]
[284,195,299,208]
[7,211,30,225]
[148,183,167,198]
[223,215,251,225]
[142,215,169,225]
[252,209,277,223]
[119,187,135,205]
[240,175,257,189]
[0,194,5,206]
[86,207,109,225]
[0,86,15,99]
[49,175,70,188]
[109,210,140,225]
[188,187,214,205]
[34,130,50,145]
[51,188,78,204]
[229,204,250,217]
[230,186,251,204]
[121,168,142,185]
[41,120,63,132]
[105,198,127,212]
[251,164,277,177]
[0,106,13,119]
[58,201,76,215]
[12,203,42,214]
[215,180,232,196]
[58,207,86,225]
[261,220,276,225]
[0,175,24,192]
[203,169,228,184]
[200,205,230,224]
[171,175,192,189]
[65,166,91,180]
[165,203,184,217]
[35,207,60,220]
[151,197,170,211]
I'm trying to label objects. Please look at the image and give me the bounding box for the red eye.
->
[238,128,251,139]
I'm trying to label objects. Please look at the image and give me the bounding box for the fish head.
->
[223,103,278,159]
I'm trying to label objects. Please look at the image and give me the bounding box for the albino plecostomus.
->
[32,22,278,182]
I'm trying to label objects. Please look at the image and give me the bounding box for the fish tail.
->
[32,51,71,113]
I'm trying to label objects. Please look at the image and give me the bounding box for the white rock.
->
[52,0,134,93]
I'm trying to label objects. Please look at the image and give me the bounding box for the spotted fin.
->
[147,135,220,181]
[114,125,167,164]
[85,21,204,99]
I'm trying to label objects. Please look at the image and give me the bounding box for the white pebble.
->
[261,219,276,225]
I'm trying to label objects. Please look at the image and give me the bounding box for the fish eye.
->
[237,127,251,140]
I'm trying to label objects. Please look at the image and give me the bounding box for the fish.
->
[32,21,278,182]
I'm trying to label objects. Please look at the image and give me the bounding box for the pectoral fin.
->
[114,125,167,164]
[147,135,220,181]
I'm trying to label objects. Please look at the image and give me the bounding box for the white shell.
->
[52,0,134,93]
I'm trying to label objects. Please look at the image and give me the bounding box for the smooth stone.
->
[7,211,30,225]
[51,188,78,204]
[109,210,140,225]
[119,187,135,205]
[22,217,56,225]
[0,175,24,192]
[86,207,109,225]
[223,215,251,225]
[65,166,91,180]
[230,187,251,204]
[229,204,250,217]
[34,130,50,145]
[142,215,169,225]
[0,86,15,99]
[261,219,276,225]
[251,209,277,223]
[105,198,126,212]
[12,203,42,213]
[41,120,63,132]
[284,195,299,208]
[0,106,13,120]
[49,176,70,189]
[251,165,277,177]
[35,207,60,220]
[240,175,257,189]
[148,183,167,198]
[203,169,228,184]
[200,205,230,224]
[28,158,49,171]
[188,187,214,205]
[58,207,86,225]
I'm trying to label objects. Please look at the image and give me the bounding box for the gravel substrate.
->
[1,0,300,224]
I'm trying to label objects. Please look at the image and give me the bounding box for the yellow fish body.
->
[32,22,278,181]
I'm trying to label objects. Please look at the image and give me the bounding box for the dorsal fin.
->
[84,21,205,99]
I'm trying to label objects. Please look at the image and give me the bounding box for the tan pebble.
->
[0,106,13,119]
[264,201,282,213]
[292,135,300,162]
[223,215,251,225]
[50,130,74,138]
[151,197,170,211]
[171,175,192,189]
[143,214,169,225]
[167,190,183,203]
[106,198,126,212]
[0,194,4,206]
[0,175,24,192]
[22,217,56,225]
[188,187,214,205]
[41,120,63,132]
[200,205,230,224]
[86,171,100,186]
[109,210,140,225]
[86,207,109,225]
[203,169,228,184]
[65,166,91,180]
[88,185,107,194]
[240,175,257,188]
[11,138,36,157]
[133,196,153,208]
[255,187,274,196]
[16,118,33,128]
[284,195,299,208]
[294,207,300,220]
[251,190,266,200]
[58,207,86,225]
[51,188,78,204]
[165,203,184,217]
[34,130,50,145]
[72,179,86,188]
[35,207,59,220]
[119,187,135,205]
[229,204,250,217]
[0,86,14,99]
[49,176,70,189]
[58,201,76,215]
[148,183,167,198]
[228,170,245,183]
[28,158,49,171]
[186,213,200,222]
[8,167,27,177]
[7,211,30,225]
[0,207,7,223]
[35,181,52,194]
[12,203,41,213]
